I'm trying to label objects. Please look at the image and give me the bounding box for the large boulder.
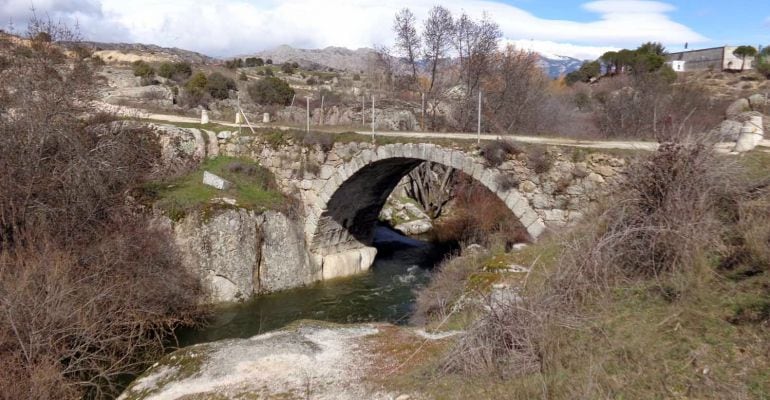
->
[748,93,767,110]
[712,119,744,141]
[172,209,320,303]
[726,98,751,118]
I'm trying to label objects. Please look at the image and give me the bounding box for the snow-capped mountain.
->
[535,53,586,78]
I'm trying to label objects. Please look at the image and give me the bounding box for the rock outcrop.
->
[172,209,319,303]
[118,322,425,400]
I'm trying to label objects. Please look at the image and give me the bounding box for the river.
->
[177,225,454,347]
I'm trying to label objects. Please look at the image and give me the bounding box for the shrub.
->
[353,73,361,81]
[157,62,192,81]
[264,67,274,76]
[266,58,273,65]
[239,71,248,81]
[185,71,208,96]
[495,173,519,191]
[90,55,105,66]
[481,139,521,167]
[247,77,295,105]
[157,62,174,78]
[412,253,483,325]
[445,136,750,380]
[0,27,203,397]
[528,148,554,174]
[302,132,335,152]
[132,60,154,78]
[205,72,236,100]
[434,175,529,248]
[306,77,318,85]
[281,63,295,74]
[757,62,770,79]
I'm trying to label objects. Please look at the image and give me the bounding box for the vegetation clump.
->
[132,59,154,78]
[205,72,236,100]
[147,156,288,220]
[0,19,203,399]
[411,137,770,399]
[247,76,295,105]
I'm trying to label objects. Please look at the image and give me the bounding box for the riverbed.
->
[177,226,453,347]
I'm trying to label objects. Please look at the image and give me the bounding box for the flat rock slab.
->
[119,322,394,400]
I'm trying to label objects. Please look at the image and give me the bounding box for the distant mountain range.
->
[64,39,584,78]
[248,45,375,72]
[249,44,585,78]
[534,53,586,78]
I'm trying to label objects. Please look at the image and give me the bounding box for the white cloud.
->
[1,0,707,59]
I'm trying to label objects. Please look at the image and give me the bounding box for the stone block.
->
[504,191,524,209]
[527,219,546,239]
[322,247,377,280]
[519,208,538,228]
[451,151,465,170]
[203,171,232,190]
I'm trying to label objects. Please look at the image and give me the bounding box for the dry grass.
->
[408,136,770,399]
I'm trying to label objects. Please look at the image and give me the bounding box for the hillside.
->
[248,44,375,72]
[65,41,215,64]
[249,44,583,77]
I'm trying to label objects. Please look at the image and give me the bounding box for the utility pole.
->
[320,95,325,126]
[477,90,482,145]
[290,94,296,107]
[306,97,310,133]
[362,95,365,127]
[371,95,375,143]
[421,92,425,132]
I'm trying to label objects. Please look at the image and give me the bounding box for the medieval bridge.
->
[159,124,625,285]
[253,140,623,279]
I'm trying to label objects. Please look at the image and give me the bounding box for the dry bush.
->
[527,147,554,174]
[302,132,336,152]
[446,135,747,378]
[444,295,547,378]
[0,18,203,398]
[495,173,519,191]
[434,175,529,248]
[411,254,483,325]
[480,139,521,167]
[592,73,726,140]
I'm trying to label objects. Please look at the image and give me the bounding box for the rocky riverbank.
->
[119,321,445,400]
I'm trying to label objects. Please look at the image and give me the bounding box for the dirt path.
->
[100,103,767,153]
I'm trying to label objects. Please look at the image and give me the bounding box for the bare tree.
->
[393,8,420,85]
[422,6,454,95]
[406,162,455,219]
[485,46,555,134]
[453,12,501,130]
[369,44,395,93]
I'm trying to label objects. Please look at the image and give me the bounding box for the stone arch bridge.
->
[159,125,624,286]
[302,143,546,277]
[250,140,623,280]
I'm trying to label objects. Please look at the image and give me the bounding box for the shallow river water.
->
[177,226,452,347]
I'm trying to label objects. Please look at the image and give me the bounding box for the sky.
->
[1,0,768,60]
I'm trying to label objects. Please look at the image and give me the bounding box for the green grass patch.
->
[144,156,286,220]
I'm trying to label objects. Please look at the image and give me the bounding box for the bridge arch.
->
[304,143,545,276]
